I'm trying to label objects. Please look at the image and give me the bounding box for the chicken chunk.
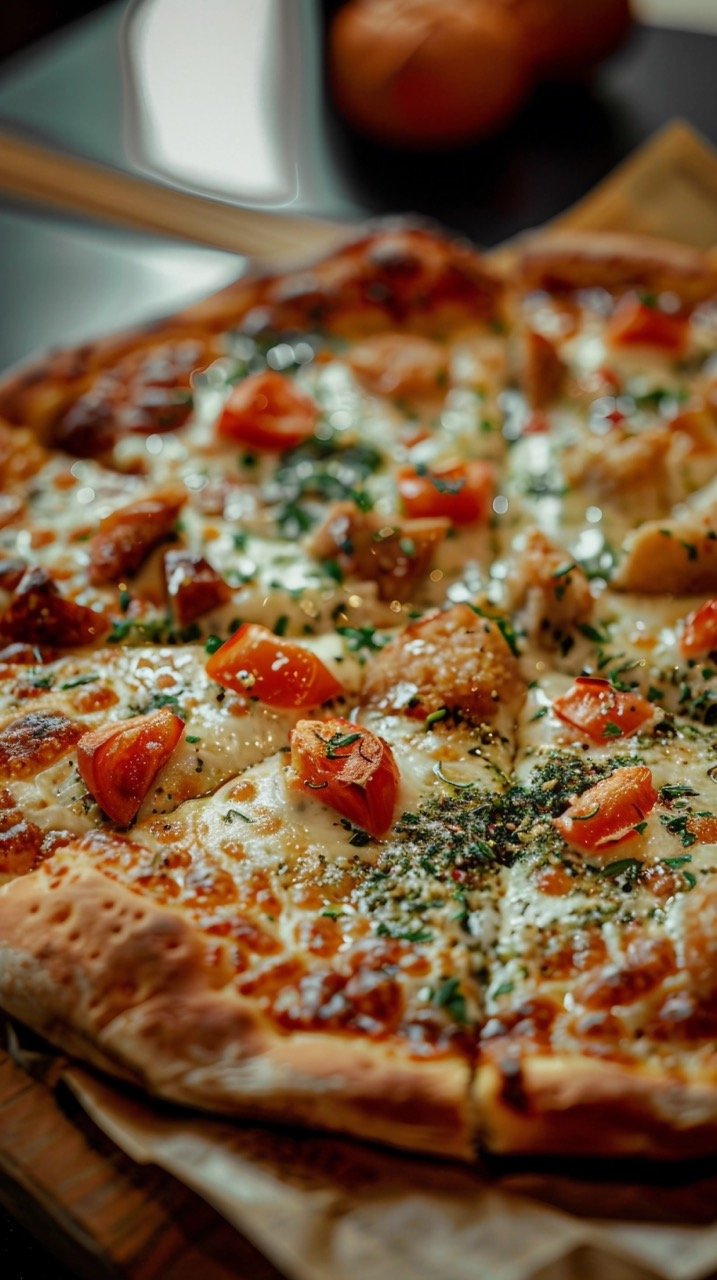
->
[362,602,524,722]
[310,501,448,602]
[505,529,593,645]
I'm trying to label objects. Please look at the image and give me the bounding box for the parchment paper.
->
[9,120,717,1280]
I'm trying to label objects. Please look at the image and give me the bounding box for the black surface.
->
[0,1,110,62]
[0,5,716,1279]
[0,1213,77,1280]
[315,20,717,241]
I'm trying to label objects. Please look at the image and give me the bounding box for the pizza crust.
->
[0,856,474,1161]
[0,220,504,438]
[517,229,717,302]
[475,1056,717,1161]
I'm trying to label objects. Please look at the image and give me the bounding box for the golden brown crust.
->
[517,230,717,303]
[475,1056,717,1160]
[0,855,474,1160]
[0,223,504,442]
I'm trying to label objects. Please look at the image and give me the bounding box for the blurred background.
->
[0,0,715,366]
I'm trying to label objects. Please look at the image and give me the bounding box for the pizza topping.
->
[523,330,566,408]
[0,568,108,647]
[0,422,46,487]
[505,529,593,645]
[680,599,717,656]
[51,338,206,458]
[348,332,449,399]
[0,711,82,778]
[77,708,185,826]
[606,293,688,352]
[310,501,447,601]
[553,677,653,742]
[206,623,344,708]
[553,765,658,852]
[397,460,494,525]
[683,881,717,998]
[685,815,717,844]
[362,603,524,721]
[0,559,28,593]
[89,485,186,585]
[291,716,399,838]
[217,370,317,451]
[574,936,676,1011]
[0,643,49,665]
[615,510,717,595]
[163,550,231,625]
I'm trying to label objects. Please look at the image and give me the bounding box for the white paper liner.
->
[63,1067,717,1280]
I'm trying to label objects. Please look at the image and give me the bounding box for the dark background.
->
[0,1,109,61]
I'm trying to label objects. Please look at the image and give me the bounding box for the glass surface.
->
[0,204,239,368]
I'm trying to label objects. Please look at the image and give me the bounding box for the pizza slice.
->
[0,628,364,880]
[0,601,525,1159]
[474,667,717,1158]
[500,231,717,588]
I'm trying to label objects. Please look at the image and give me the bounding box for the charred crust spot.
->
[0,711,83,778]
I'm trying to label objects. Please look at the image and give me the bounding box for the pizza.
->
[0,224,717,1162]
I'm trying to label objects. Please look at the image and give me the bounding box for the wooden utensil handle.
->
[0,131,350,266]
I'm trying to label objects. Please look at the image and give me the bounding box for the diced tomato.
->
[397,459,494,525]
[606,295,688,353]
[216,371,317,451]
[206,623,344,709]
[77,708,185,826]
[680,599,717,656]
[554,765,657,853]
[291,716,399,838]
[687,814,717,844]
[552,677,653,742]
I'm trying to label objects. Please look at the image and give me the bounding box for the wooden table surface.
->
[0,1046,287,1280]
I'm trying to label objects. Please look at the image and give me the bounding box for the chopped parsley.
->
[60,674,99,690]
[431,977,468,1025]
[222,808,253,825]
[324,730,362,759]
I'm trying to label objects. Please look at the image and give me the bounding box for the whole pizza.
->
[0,223,716,1162]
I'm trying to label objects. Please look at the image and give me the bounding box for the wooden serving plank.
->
[0,1048,287,1280]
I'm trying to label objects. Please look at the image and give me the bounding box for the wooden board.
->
[0,1046,287,1280]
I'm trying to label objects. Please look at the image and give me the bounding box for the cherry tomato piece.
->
[217,371,317,451]
[77,708,185,826]
[206,624,344,709]
[291,716,399,838]
[553,677,653,743]
[554,765,657,853]
[680,599,717,656]
[606,295,687,353]
[397,459,494,525]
